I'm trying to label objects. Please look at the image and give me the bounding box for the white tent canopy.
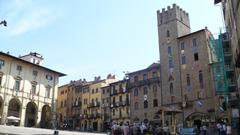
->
[7,116,20,121]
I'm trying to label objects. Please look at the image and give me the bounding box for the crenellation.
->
[167,6,171,10]
[183,10,186,15]
[162,8,165,12]
[173,3,176,8]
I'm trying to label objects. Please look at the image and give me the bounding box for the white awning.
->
[7,116,20,121]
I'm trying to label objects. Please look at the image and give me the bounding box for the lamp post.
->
[0,20,7,27]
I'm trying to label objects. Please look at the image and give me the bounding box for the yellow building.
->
[57,84,69,128]
[87,75,117,132]
[110,80,130,125]
[57,80,89,130]
[81,83,91,131]
[0,52,65,128]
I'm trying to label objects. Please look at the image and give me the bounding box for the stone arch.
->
[7,98,21,126]
[25,102,38,127]
[40,105,52,128]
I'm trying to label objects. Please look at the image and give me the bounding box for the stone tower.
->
[157,4,190,106]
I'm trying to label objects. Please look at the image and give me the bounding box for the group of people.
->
[109,122,171,135]
[216,121,231,135]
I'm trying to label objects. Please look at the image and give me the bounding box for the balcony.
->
[110,90,118,96]
[110,102,119,108]
[88,102,100,108]
[127,77,160,89]
[72,101,82,108]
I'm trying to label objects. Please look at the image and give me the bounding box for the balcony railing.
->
[127,77,160,89]
[110,90,118,96]
[88,102,100,108]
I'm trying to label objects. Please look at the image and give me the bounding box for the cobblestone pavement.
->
[0,125,107,135]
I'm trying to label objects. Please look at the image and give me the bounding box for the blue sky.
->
[0,0,223,85]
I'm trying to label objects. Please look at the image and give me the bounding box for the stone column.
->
[1,102,8,125]
[19,105,26,127]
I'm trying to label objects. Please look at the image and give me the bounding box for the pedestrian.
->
[216,122,221,135]
[220,122,227,135]
[202,124,207,135]
[226,123,231,135]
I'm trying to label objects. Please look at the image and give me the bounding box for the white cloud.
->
[10,8,52,36]
[1,0,57,36]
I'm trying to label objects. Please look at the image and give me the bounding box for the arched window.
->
[143,87,148,95]
[167,30,170,37]
[153,99,158,107]
[170,82,173,94]
[134,88,138,96]
[144,100,148,108]
[199,71,204,88]
[134,102,139,110]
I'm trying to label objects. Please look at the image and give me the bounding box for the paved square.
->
[0,125,107,135]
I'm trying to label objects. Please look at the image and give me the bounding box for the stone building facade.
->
[0,52,65,128]
[177,30,216,125]
[157,4,190,113]
[128,63,161,124]
[109,80,130,125]
[157,4,221,126]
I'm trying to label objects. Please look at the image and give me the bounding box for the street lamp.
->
[0,20,7,27]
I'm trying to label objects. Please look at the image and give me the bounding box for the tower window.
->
[186,74,191,86]
[168,46,172,55]
[170,82,173,94]
[153,99,158,107]
[199,71,204,88]
[194,53,199,61]
[167,30,170,37]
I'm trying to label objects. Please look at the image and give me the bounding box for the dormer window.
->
[33,70,38,77]
[46,75,53,80]
[16,65,22,72]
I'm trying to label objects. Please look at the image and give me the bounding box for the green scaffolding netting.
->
[208,30,228,95]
